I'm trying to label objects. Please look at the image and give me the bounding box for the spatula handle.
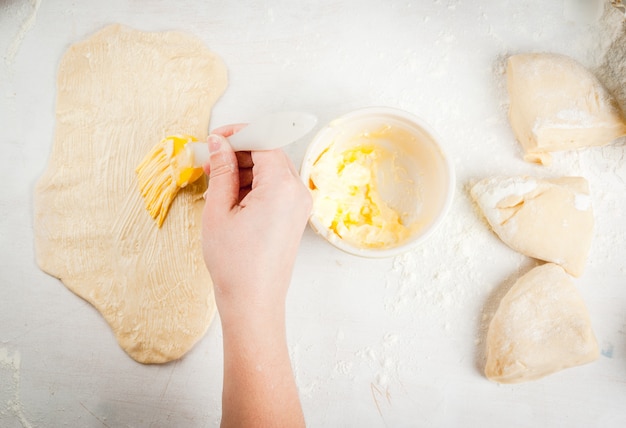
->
[188,111,317,167]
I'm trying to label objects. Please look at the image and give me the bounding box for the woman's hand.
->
[201,124,312,326]
[201,124,310,428]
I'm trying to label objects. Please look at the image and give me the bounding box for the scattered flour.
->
[378,0,626,388]
[384,188,506,322]
[596,15,626,113]
[0,348,31,428]
[383,2,626,321]
[2,0,42,66]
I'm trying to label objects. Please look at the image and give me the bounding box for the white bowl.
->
[300,107,454,257]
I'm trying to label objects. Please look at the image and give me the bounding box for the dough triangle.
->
[485,263,599,383]
[507,53,626,165]
[470,176,593,277]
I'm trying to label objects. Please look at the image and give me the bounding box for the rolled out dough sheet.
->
[33,24,227,363]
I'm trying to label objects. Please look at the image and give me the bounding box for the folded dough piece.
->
[507,53,626,165]
[470,176,593,277]
[33,25,227,363]
[485,263,599,383]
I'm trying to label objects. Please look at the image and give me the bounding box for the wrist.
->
[220,306,290,374]
[219,301,286,337]
[212,276,290,331]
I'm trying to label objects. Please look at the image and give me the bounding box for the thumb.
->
[204,134,239,210]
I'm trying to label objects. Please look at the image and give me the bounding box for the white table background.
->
[1,1,625,427]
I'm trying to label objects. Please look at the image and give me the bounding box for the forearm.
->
[201,136,310,427]
[221,311,305,428]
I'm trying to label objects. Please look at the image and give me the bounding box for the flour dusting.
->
[384,189,505,324]
[596,16,626,113]
[378,1,626,389]
[0,348,31,428]
[2,0,42,66]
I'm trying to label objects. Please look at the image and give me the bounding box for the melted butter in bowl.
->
[301,107,454,257]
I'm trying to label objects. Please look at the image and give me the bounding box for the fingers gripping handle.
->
[188,111,317,167]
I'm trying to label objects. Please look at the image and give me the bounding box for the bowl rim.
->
[300,106,455,258]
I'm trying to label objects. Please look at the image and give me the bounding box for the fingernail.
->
[208,134,222,154]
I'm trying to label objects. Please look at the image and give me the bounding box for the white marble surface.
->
[1,1,625,427]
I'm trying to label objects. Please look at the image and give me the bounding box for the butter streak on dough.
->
[33,25,227,363]
[485,263,599,383]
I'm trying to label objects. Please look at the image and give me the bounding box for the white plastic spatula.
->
[136,111,317,227]
[188,111,317,167]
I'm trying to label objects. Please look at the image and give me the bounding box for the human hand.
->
[202,124,309,427]
[201,124,312,328]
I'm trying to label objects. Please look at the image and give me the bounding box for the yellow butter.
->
[309,142,412,248]
[162,135,203,188]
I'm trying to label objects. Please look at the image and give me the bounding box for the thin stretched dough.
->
[33,24,227,363]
